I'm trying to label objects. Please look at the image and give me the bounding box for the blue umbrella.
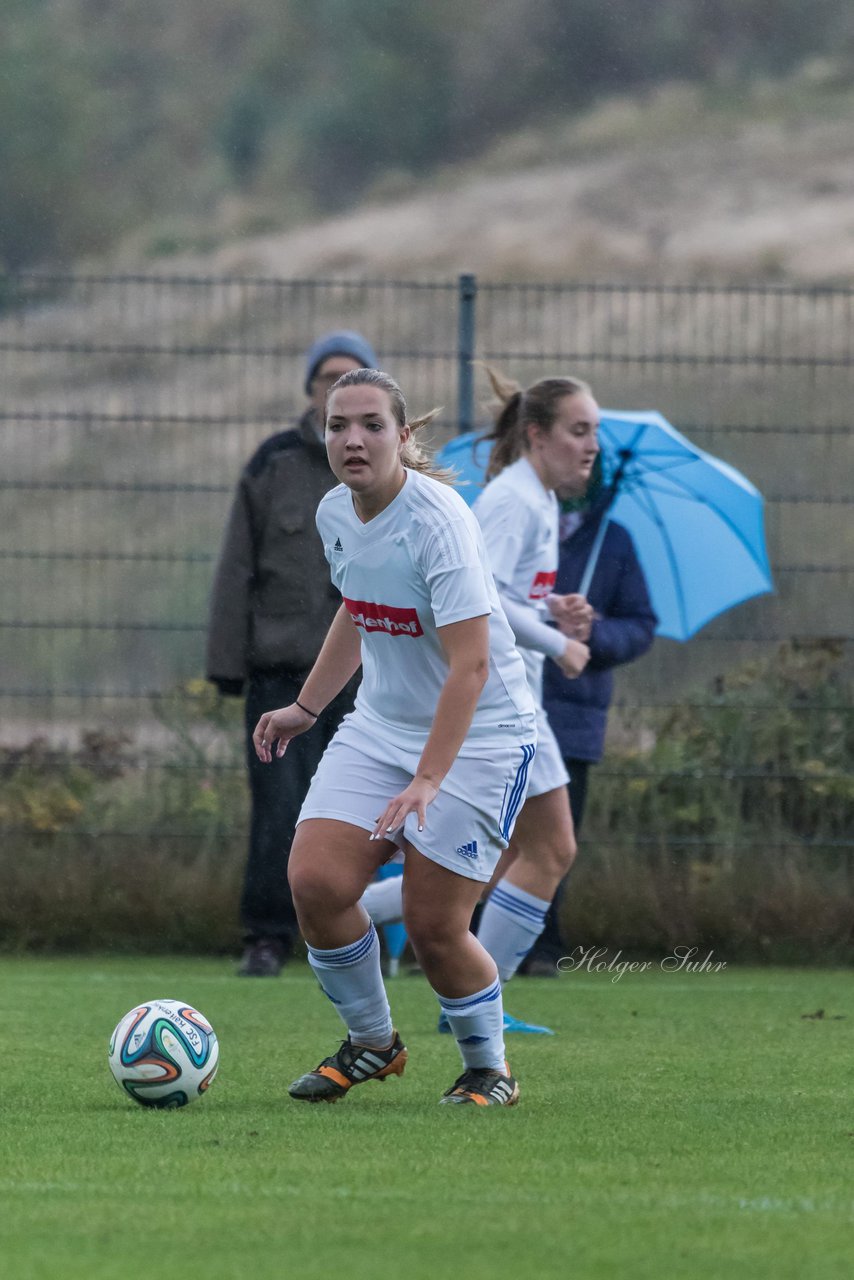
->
[437,430,495,505]
[436,411,773,640]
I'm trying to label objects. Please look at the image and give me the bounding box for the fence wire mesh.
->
[1,274,852,880]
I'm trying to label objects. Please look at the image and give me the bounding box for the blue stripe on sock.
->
[439,979,502,1013]
[490,885,548,924]
[308,925,377,968]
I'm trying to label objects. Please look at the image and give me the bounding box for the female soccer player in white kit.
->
[470,372,599,1007]
[252,369,537,1106]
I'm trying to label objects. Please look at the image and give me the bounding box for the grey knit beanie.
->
[304,330,379,394]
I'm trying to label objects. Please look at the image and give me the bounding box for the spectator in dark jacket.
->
[522,500,657,973]
[206,330,378,976]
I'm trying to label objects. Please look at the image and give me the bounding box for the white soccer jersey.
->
[472,455,565,694]
[317,468,535,750]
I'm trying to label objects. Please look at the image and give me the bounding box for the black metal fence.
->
[1,274,852,887]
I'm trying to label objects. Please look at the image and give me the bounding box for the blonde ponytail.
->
[480,365,593,479]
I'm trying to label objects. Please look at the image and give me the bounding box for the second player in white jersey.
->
[463,370,601,1018]
[472,454,564,693]
[361,371,603,1035]
[474,443,591,803]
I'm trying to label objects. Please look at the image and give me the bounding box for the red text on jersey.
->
[343,597,424,638]
[528,570,557,599]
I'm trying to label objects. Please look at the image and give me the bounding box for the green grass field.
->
[1,957,851,1280]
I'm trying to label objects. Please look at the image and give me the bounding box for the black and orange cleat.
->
[439,1063,520,1107]
[288,1031,408,1103]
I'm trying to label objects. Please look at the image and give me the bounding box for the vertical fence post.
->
[457,272,477,433]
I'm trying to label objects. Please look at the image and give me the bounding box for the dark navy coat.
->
[543,515,657,763]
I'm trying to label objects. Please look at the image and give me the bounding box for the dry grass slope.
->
[110,79,854,286]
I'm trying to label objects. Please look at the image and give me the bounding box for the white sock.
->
[436,978,506,1071]
[477,880,550,984]
[360,876,404,926]
[306,924,393,1047]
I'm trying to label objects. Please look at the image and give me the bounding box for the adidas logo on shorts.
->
[333,537,343,552]
[456,840,478,860]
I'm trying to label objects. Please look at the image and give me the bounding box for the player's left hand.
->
[371,776,439,841]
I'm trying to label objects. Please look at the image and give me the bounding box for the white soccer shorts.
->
[526,705,570,797]
[297,712,537,883]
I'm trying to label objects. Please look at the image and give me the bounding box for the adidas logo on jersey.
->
[456,840,478,860]
[333,537,343,552]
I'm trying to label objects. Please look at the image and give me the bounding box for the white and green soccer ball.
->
[108,999,219,1109]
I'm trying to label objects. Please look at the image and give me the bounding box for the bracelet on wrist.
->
[295,698,319,719]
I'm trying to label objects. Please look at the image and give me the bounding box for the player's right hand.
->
[370,775,440,841]
[252,704,316,762]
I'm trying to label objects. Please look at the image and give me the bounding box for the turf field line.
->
[554,980,812,993]
[3,1180,853,1219]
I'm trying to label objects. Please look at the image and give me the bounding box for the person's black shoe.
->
[518,953,560,978]
[288,1032,408,1103]
[517,952,563,977]
[237,938,287,977]
[439,1063,520,1107]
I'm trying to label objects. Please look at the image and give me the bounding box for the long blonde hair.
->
[327,368,454,483]
[481,366,592,479]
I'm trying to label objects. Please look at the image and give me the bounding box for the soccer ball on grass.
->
[108,999,219,1109]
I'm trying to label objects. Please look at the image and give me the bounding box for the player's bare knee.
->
[513,834,574,882]
[289,863,337,917]
[404,910,456,964]
[535,837,574,885]
[402,910,435,952]
[408,934,456,976]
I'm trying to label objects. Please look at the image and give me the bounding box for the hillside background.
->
[3,0,854,281]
